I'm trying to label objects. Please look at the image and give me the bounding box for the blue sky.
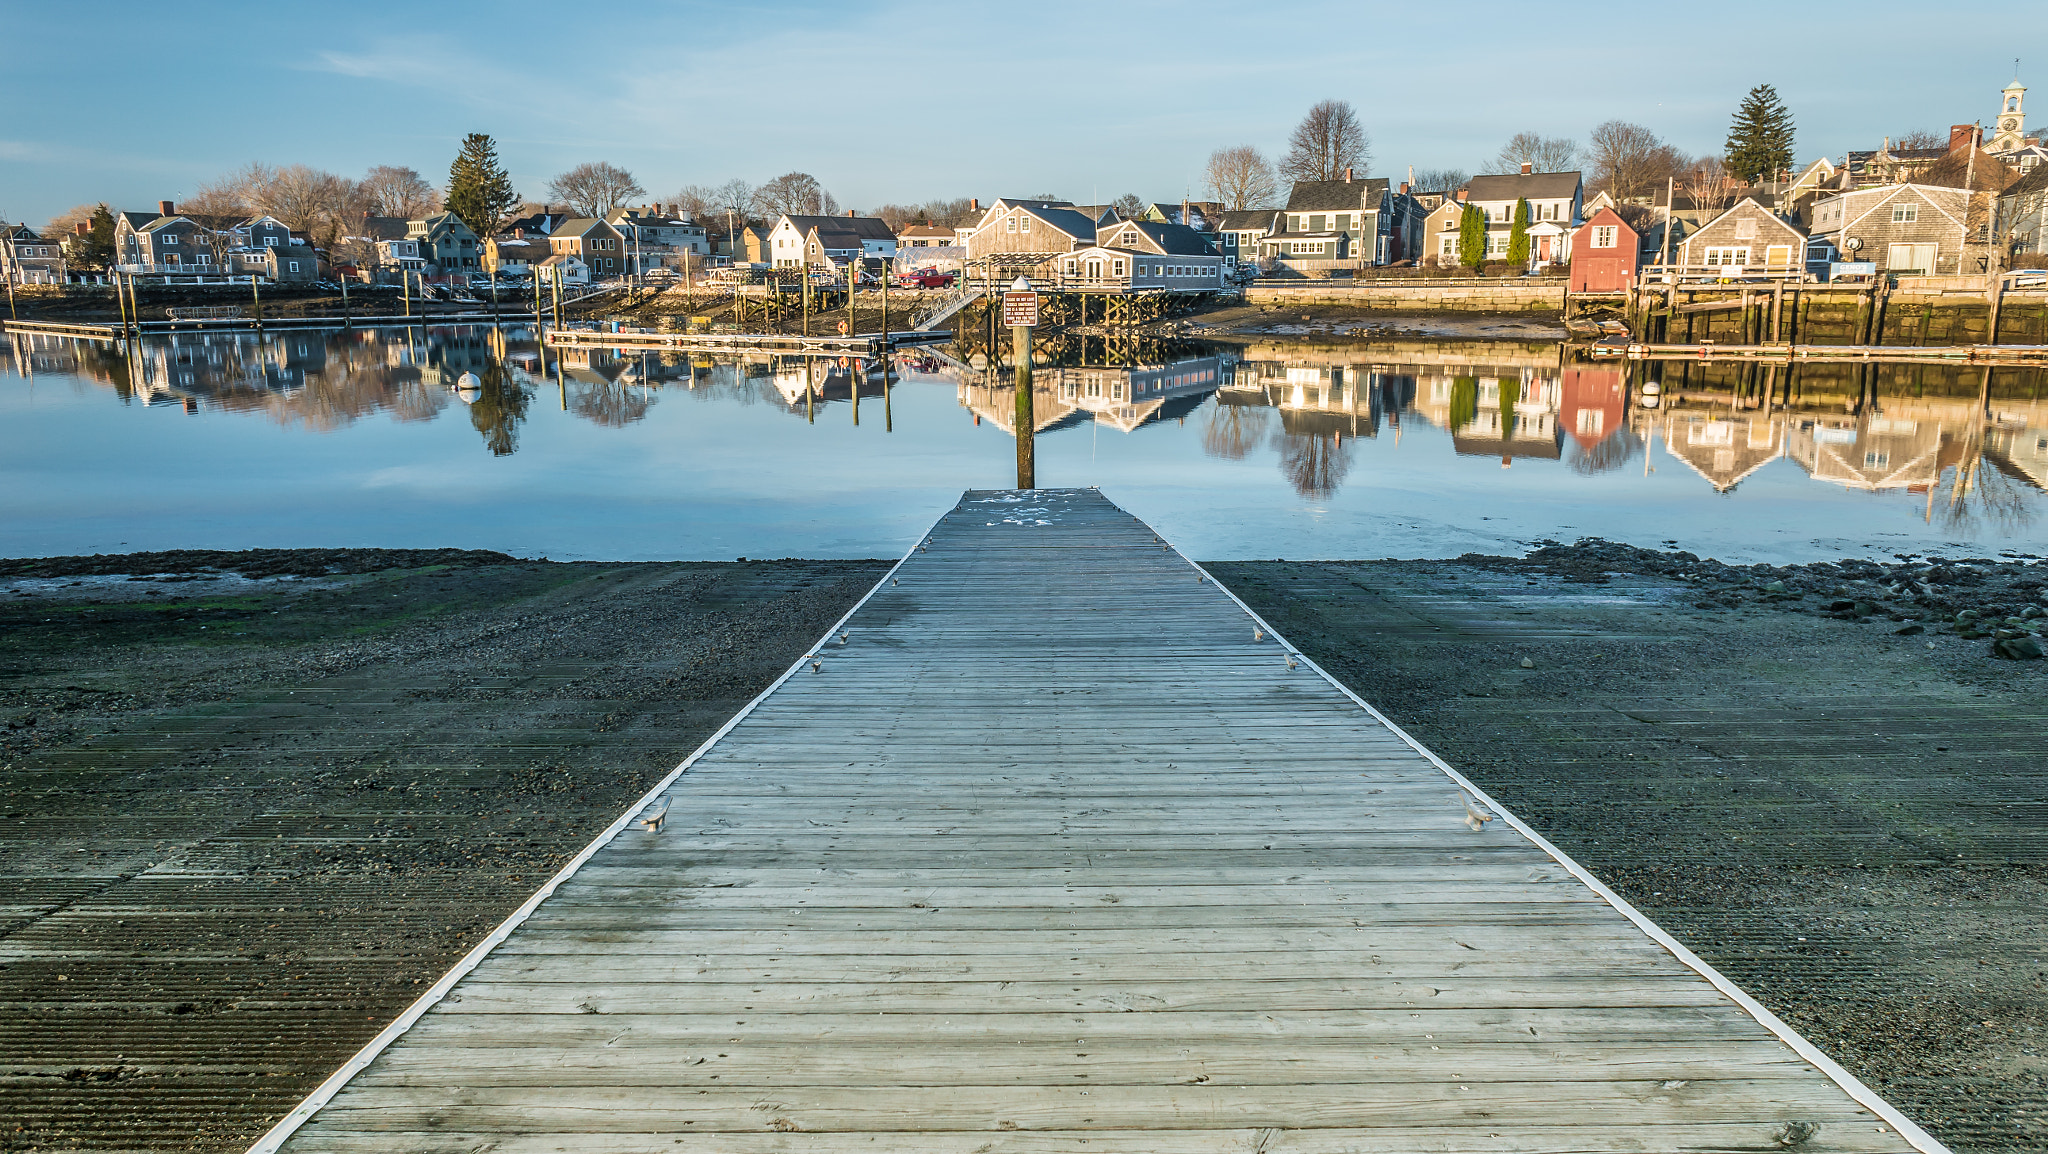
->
[2,0,2038,227]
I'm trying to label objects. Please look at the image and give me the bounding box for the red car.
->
[896,269,955,289]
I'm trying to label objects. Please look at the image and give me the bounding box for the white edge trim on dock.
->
[1170,542,1953,1154]
[243,535,930,1154]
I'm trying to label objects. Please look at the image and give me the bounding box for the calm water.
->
[4,325,2045,563]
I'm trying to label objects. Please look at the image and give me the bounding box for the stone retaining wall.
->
[1247,282,1566,312]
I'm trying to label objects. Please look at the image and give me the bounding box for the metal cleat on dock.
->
[637,800,668,833]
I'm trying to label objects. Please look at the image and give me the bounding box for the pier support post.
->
[1013,323,1034,489]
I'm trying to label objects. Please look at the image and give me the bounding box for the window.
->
[1593,226,1617,249]
[1703,246,1750,267]
[1006,217,1016,233]
[162,233,178,245]
[1864,451,1890,468]
[1019,216,1030,233]
[1441,237,1455,255]
[1734,218,1757,240]
[1891,203,1918,222]
[1112,259,1125,276]
[1064,259,1077,275]
[264,236,278,246]
[288,261,300,272]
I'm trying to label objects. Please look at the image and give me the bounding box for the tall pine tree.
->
[446,133,518,240]
[1725,84,1796,184]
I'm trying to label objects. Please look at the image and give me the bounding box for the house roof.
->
[1464,171,1584,202]
[1686,197,1808,241]
[1284,178,1390,212]
[896,224,955,239]
[2001,162,2048,200]
[810,228,864,250]
[119,211,160,230]
[1216,210,1281,232]
[359,215,412,241]
[551,218,618,238]
[784,214,894,241]
[1102,219,1216,256]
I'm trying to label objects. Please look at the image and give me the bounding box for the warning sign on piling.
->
[1002,291,1039,327]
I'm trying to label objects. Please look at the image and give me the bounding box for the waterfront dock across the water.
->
[543,327,952,355]
[251,487,1940,1154]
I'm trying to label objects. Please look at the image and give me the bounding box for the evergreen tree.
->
[1506,199,1531,266]
[1457,204,1486,268]
[1724,84,1796,184]
[75,204,117,270]
[445,133,518,240]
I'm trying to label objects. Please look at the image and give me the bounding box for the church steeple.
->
[1991,67,2028,153]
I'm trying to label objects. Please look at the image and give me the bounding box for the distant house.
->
[1995,164,2048,257]
[1464,167,1584,263]
[115,202,215,273]
[548,218,629,279]
[484,237,549,277]
[1422,196,1469,265]
[606,205,710,274]
[1141,201,1225,233]
[376,237,426,274]
[962,198,1100,272]
[535,252,590,286]
[407,213,483,275]
[503,210,570,238]
[263,244,318,282]
[897,223,956,249]
[765,213,896,270]
[1263,173,1394,264]
[1676,198,1807,275]
[1214,210,1280,266]
[735,223,774,265]
[1568,208,1640,292]
[2,224,66,285]
[1808,184,1974,275]
[1062,219,1224,289]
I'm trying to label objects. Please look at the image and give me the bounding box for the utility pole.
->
[1658,176,1675,271]
[846,252,857,337]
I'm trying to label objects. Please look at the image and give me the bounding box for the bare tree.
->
[1683,157,1744,218]
[1587,121,1686,201]
[1486,132,1580,175]
[1412,168,1469,193]
[362,166,440,218]
[1893,130,1946,151]
[1201,404,1269,460]
[181,165,265,218]
[752,172,838,218]
[673,184,719,219]
[1205,145,1279,210]
[1278,100,1370,184]
[546,162,646,219]
[1273,430,1353,499]
[1110,193,1146,220]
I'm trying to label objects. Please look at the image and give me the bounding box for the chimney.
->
[1343,167,1353,183]
[158,199,175,215]
[1398,181,1410,195]
[1455,189,1468,202]
[1520,162,1532,175]
[75,221,90,235]
[970,198,980,213]
[847,208,855,217]
[1947,124,1977,153]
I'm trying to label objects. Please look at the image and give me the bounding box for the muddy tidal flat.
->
[1,545,2044,1152]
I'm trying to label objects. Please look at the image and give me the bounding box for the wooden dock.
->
[1617,341,2048,365]
[544,328,952,356]
[254,489,1942,1154]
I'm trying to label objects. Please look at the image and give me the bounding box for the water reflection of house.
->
[1986,425,2048,490]
[1445,374,1563,461]
[956,354,1227,435]
[1215,363,1414,440]
[1786,415,1947,491]
[1661,412,1785,491]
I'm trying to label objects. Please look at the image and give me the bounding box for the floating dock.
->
[253,489,1941,1154]
[1614,341,2048,365]
[543,328,951,356]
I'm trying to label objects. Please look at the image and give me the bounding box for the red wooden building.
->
[1568,207,1640,292]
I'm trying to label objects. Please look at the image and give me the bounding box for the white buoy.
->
[455,371,483,404]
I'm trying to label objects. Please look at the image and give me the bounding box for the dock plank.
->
[262,489,1935,1153]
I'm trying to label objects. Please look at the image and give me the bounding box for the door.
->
[1085,259,1102,280]
[1764,245,1792,270]
[1887,243,1935,274]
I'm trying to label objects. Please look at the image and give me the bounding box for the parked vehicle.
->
[896,269,955,289]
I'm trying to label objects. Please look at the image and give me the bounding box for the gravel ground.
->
[3,544,2043,1152]
[0,553,887,1152]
